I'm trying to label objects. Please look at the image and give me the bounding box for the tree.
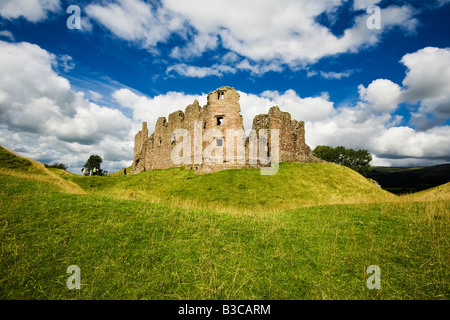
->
[45,163,68,171]
[84,155,103,175]
[313,145,372,177]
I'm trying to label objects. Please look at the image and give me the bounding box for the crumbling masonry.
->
[130,86,317,174]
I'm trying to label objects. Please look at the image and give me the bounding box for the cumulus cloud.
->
[1,40,448,171]
[111,43,450,166]
[306,104,450,165]
[83,0,419,75]
[358,79,402,113]
[350,47,450,130]
[110,82,449,166]
[112,88,207,133]
[0,40,133,173]
[0,0,60,22]
[85,0,185,48]
[396,47,450,130]
[165,1,417,66]
[304,47,450,164]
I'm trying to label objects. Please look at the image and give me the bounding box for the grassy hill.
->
[56,162,395,213]
[0,146,84,195]
[406,182,450,202]
[0,146,448,299]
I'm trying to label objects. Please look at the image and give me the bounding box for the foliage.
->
[84,155,103,174]
[45,163,68,171]
[313,145,372,177]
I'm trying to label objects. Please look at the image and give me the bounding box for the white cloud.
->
[112,49,450,166]
[112,88,207,134]
[306,104,450,164]
[59,54,75,72]
[358,79,402,113]
[401,47,450,101]
[1,39,448,171]
[166,59,282,78]
[86,0,184,48]
[84,0,419,75]
[0,30,14,41]
[88,90,103,102]
[165,1,417,66]
[353,0,382,11]
[398,47,450,130]
[346,47,450,131]
[304,47,450,163]
[0,40,133,173]
[170,33,218,59]
[166,64,225,78]
[318,69,356,80]
[371,126,450,160]
[0,0,60,23]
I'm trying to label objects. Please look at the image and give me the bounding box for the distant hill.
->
[368,164,450,194]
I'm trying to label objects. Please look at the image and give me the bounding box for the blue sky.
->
[0,0,449,173]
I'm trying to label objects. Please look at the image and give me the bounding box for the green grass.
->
[0,146,33,171]
[109,166,132,176]
[57,162,395,213]
[0,147,448,299]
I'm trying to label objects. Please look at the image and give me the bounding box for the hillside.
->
[0,146,448,300]
[369,164,450,194]
[57,162,395,212]
[406,182,450,201]
[0,146,85,195]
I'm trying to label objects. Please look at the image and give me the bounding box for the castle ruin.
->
[130,86,317,174]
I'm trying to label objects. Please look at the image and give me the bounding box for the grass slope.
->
[406,182,450,202]
[1,147,448,299]
[0,146,84,195]
[58,163,395,213]
[1,172,448,299]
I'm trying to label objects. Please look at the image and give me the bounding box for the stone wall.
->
[130,86,317,174]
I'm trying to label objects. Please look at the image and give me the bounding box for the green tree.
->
[313,145,372,177]
[45,163,68,171]
[311,145,336,163]
[84,155,103,174]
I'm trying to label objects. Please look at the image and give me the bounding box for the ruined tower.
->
[130,86,317,174]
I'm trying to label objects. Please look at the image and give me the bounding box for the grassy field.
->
[0,146,448,299]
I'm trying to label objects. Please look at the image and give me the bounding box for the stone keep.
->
[130,86,317,174]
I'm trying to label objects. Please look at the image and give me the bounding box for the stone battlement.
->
[130,86,317,174]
